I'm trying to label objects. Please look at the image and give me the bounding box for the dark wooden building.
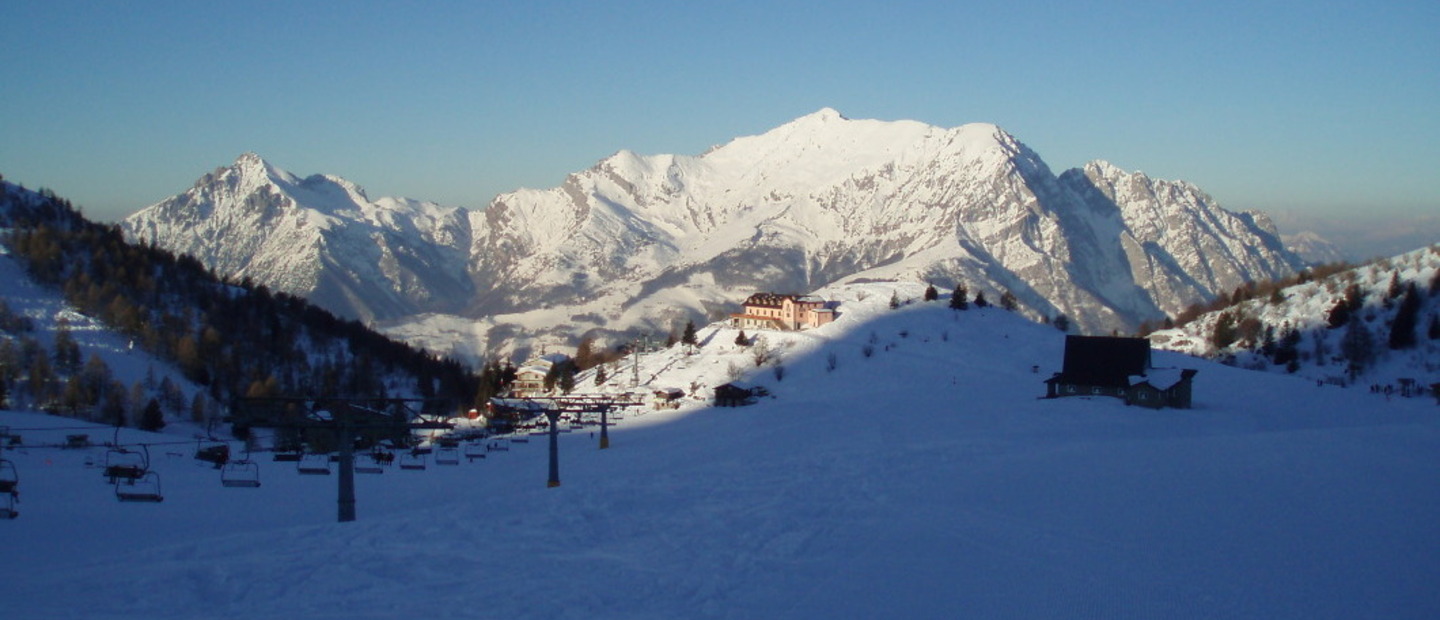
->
[1044,335,1196,409]
[713,383,756,407]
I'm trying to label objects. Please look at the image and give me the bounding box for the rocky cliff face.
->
[124,110,1304,357]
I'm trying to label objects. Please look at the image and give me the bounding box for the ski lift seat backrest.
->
[115,471,163,502]
[221,460,261,488]
[0,459,17,493]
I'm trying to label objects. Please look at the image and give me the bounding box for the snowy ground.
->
[2,289,1438,619]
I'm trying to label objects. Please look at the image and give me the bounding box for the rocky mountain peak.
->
[124,111,1305,358]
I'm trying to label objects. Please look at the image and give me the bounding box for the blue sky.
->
[1,1,1436,223]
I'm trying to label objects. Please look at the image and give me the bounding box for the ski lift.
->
[355,448,392,474]
[220,443,261,488]
[272,438,303,462]
[463,442,487,462]
[398,450,427,471]
[194,440,230,468]
[0,458,17,496]
[434,445,460,466]
[297,452,332,475]
[115,471,163,502]
[103,448,146,483]
[221,459,261,488]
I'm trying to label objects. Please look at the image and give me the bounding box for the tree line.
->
[0,181,480,428]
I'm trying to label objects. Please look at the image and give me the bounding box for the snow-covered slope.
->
[1150,244,1440,387]
[124,110,1305,356]
[2,283,1436,618]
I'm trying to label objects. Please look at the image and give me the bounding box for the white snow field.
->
[1,290,1437,619]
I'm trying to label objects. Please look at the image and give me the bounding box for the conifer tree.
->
[1428,313,1440,340]
[734,330,749,347]
[1326,299,1352,329]
[1388,283,1421,349]
[140,397,165,432]
[949,284,968,310]
[559,367,576,395]
[681,320,698,346]
[973,291,988,308]
[889,292,901,309]
[923,284,938,302]
[574,337,597,370]
[1212,311,1239,349]
[1341,315,1375,373]
[1000,290,1018,311]
[52,318,82,375]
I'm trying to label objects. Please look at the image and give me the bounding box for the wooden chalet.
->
[652,388,685,410]
[713,383,756,407]
[1044,335,1197,409]
[730,293,836,331]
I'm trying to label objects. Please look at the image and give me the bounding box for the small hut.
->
[713,383,756,407]
[1044,335,1196,409]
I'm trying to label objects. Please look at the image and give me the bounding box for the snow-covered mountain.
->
[124,110,1304,357]
[1150,244,1440,386]
[1283,230,1347,265]
[123,153,474,322]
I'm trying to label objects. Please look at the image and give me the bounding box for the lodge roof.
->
[743,293,825,308]
[1050,335,1152,388]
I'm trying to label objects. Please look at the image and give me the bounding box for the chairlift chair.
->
[115,471,163,502]
[398,450,427,471]
[272,449,303,462]
[355,448,391,474]
[0,490,16,519]
[103,448,146,483]
[0,459,17,495]
[194,441,230,468]
[220,460,261,488]
[463,442,487,462]
[296,453,332,475]
[434,446,460,466]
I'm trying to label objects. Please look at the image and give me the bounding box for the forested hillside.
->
[1150,244,1440,389]
[0,179,479,428]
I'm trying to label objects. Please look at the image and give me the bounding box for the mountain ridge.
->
[123,110,1306,359]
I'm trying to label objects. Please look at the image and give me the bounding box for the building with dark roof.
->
[1044,335,1196,408]
[730,293,835,331]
